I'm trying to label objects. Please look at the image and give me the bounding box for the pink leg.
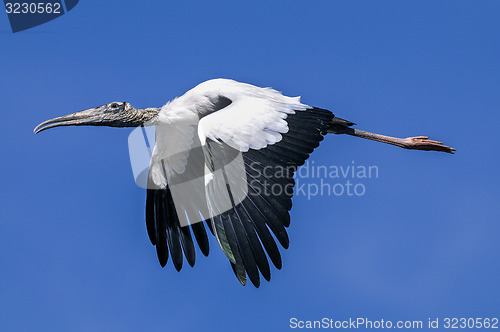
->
[334,127,455,154]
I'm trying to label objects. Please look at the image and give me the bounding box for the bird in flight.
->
[34,78,455,287]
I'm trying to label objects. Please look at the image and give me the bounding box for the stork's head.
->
[34,102,159,134]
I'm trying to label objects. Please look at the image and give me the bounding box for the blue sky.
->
[1,1,499,331]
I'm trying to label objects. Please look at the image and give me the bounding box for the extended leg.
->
[329,124,455,154]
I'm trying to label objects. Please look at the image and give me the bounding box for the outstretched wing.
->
[145,79,334,286]
[199,105,334,287]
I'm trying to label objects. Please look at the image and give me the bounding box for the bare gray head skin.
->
[34,102,159,134]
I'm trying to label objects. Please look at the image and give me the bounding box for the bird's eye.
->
[111,103,119,109]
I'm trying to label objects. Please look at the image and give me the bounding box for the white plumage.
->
[150,78,309,189]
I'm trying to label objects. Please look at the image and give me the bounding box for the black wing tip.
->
[157,252,168,268]
[186,256,196,268]
[171,255,183,271]
[148,186,213,273]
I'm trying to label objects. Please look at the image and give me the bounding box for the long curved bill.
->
[34,107,104,134]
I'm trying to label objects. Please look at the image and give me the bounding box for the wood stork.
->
[34,78,455,287]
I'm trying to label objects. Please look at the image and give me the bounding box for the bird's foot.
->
[403,136,456,154]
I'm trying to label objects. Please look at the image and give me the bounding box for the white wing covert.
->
[198,84,309,152]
